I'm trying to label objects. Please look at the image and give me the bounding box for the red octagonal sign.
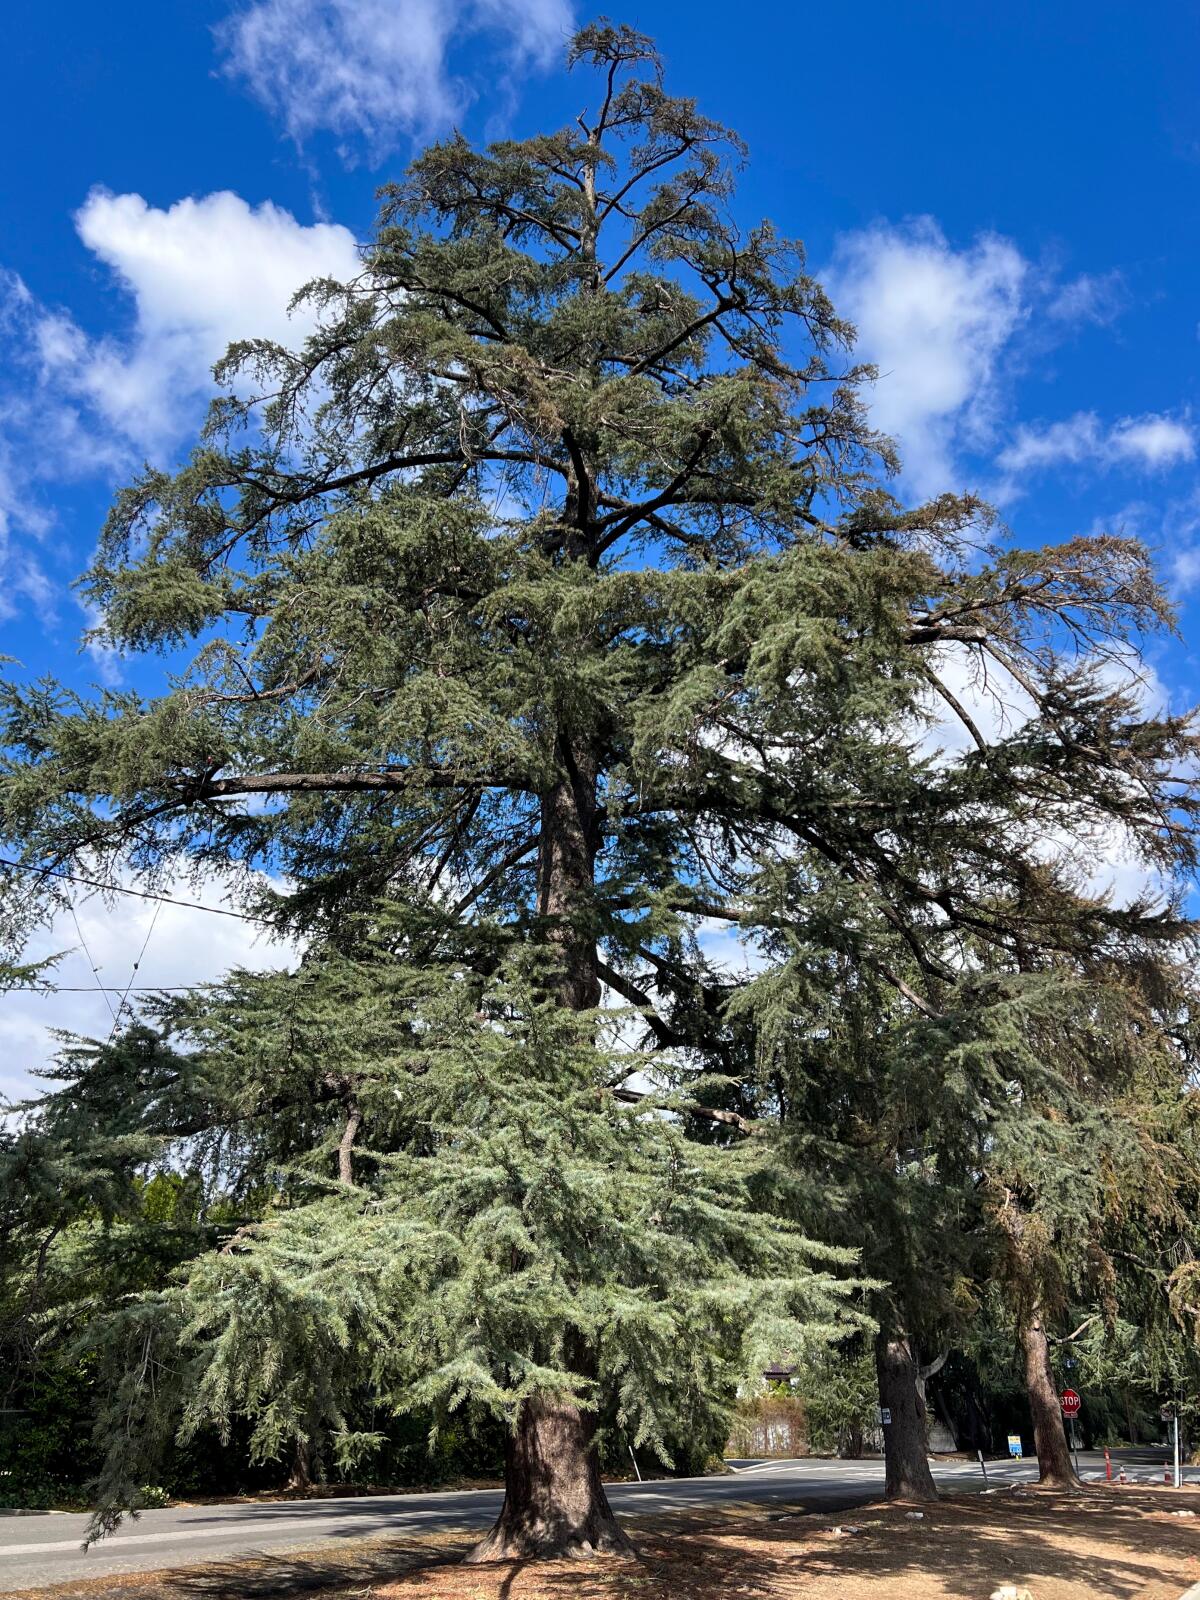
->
[1060,1388,1081,1417]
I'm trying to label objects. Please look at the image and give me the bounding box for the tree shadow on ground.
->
[31,1488,1200,1600]
[579,1484,1196,1600]
[389,1490,1200,1599]
[168,1535,474,1598]
[31,1532,475,1600]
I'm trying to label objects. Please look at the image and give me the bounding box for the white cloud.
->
[0,871,302,1107]
[998,410,1195,478]
[0,192,359,617]
[825,222,1181,502]
[1047,270,1125,326]
[920,643,1039,763]
[216,0,573,156]
[49,189,361,456]
[826,217,1029,498]
[1111,415,1195,467]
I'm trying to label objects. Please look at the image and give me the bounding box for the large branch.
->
[236,445,570,511]
[593,426,717,550]
[611,1084,756,1135]
[179,769,519,800]
[597,958,681,1049]
[450,836,538,918]
[904,625,988,646]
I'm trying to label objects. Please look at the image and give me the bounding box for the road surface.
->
[0,1448,1191,1593]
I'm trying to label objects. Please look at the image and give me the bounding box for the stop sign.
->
[1061,1388,1081,1417]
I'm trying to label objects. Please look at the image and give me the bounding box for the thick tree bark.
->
[466,1393,634,1562]
[875,1331,939,1501]
[1020,1304,1079,1489]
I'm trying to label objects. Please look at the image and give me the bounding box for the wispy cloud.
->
[215,0,574,159]
[827,217,1190,511]
[57,189,361,455]
[1047,269,1125,326]
[920,643,1173,910]
[997,410,1195,477]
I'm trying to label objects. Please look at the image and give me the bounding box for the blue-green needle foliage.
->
[80,945,862,1535]
[2,19,1200,1533]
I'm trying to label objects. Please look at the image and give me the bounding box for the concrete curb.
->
[1176,1584,1200,1600]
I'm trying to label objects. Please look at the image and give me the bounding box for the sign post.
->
[1060,1389,1082,1478]
[1160,1403,1183,1488]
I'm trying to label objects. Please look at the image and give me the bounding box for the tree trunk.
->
[286,1436,313,1492]
[337,1097,360,1186]
[875,1331,939,1501]
[466,1393,635,1562]
[1020,1304,1079,1489]
[536,743,601,1011]
[468,740,631,1561]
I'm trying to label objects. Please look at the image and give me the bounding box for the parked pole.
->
[628,1444,642,1483]
[1174,1411,1182,1490]
[1104,1446,1112,1481]
[1070,1418,1081,1480]
[977,1448,989,1487]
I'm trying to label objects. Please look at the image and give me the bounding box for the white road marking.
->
[0,1508,446,1558]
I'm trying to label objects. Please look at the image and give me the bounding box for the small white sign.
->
[878,1407,892,1426]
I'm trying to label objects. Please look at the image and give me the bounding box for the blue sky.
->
[1,0,1198,1093]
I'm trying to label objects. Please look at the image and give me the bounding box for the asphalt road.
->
[1,1448,1192,1593]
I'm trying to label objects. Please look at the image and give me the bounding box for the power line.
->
[107,897,163,1045]
[65,901,119,1026]
[6,985,204,993]
[0,856,276,925]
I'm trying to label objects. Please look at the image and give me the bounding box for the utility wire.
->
[7,985,205,993]
[106,898,163,1045]
[65,902,119,1025]
[0,855,275,925]
[0,859,291,1028]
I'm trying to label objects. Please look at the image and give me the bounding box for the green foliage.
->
[1,18,1199,1532]
[76,947,863,1534]
[792,1347,878,1457]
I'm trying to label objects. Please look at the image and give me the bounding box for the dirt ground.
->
[22,1485,1200,1600]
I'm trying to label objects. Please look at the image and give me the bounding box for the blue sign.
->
[1007,1435,1023,1458]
